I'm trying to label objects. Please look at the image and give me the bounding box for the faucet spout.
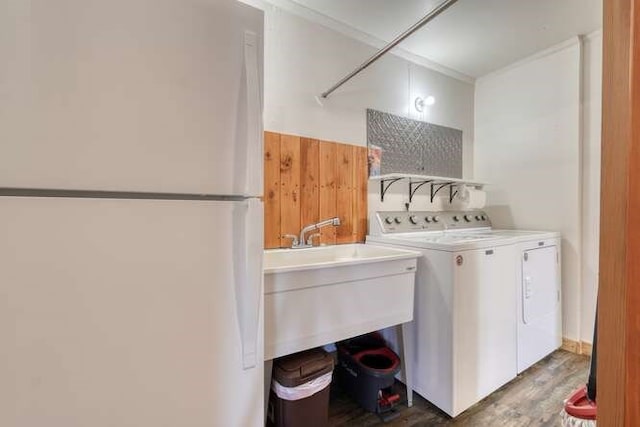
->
[298,217,341,248]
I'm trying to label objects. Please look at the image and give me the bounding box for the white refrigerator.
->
[0,1,265,426]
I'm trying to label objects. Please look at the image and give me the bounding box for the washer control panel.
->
[374,211,445,233]
[373,211,491,234]
[444,210,491,230]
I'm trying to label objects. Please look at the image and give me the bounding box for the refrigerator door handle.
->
[234,199,264,369]
[243,31,263,197]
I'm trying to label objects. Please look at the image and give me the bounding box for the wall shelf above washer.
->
[369,174,486,203]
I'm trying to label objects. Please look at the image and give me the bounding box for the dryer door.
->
[522,246,559,323]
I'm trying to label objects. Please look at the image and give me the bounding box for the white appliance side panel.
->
[453,246,517,416]
[0,197,264,427]
[0,0,263,196]
[517,242,562,373]
[372,244,456,416]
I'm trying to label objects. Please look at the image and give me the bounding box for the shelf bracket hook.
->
[380,177,404,202]
[430,182,453,203]
[409,179,433,203]
[449,184,459,203]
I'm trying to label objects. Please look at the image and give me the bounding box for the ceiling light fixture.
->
[415,96,436,112]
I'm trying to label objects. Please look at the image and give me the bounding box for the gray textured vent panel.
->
[367,109,463,178]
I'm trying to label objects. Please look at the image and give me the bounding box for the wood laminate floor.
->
[328,350,590,427]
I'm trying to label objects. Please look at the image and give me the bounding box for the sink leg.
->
[264,359,273,425]
[397,322,414,408]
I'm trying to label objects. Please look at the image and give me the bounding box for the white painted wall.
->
[243,0,601,345]
[241,0,475,178]
[474,39,583,341]
[581,32,602,344]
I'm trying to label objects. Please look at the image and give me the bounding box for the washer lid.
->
[454,229,561,242]
[367,232,517,251]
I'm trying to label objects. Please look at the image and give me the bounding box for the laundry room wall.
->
[580,31,602,347]
[474,35,602,346]
[239,0,475,180]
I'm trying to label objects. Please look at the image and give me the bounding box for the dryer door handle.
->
[524,276,533,299]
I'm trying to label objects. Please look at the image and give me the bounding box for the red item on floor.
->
[378,390,400,409]
[564,386,597,420]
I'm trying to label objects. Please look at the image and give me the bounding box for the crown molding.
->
[476,36,582,83]
[239,0,476,84]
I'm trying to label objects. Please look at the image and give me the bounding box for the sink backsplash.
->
[264,131,368,249]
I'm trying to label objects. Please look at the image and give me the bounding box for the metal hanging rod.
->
[319,0,459,100]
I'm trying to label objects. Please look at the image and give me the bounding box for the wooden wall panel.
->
[335,143,354,244]
[300,138,320,243]
[263,131,368,249]
[354,146,369,242]
[319,142,337,245]
[263,132,281,248]
[279,134,300,247]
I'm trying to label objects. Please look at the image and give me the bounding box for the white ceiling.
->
[287,0,602,78]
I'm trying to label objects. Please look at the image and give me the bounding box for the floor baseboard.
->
[561,338,593,356]
[580,341,593,356]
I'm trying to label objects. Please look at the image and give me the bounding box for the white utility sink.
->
[263,244,419,360]
[264,243,419,274]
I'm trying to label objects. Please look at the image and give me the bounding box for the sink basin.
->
[264,243,419,274]
[264,244,419,360]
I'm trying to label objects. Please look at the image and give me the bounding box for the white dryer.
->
[517,235,562,372]
[487,231,562,373]
[457,228,562,373]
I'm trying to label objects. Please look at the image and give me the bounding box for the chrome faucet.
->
[283,217,341,249]
[299,217,341,247]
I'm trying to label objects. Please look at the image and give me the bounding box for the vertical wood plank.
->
[263,132,281,249]
[626,1,640,421]
[280,134,301,247]
[300,138,320,245]
[354,146,369,242]
[335,143,354,244]
[596,0,640,424]
[350,146,358,241]
[319,142,337,245]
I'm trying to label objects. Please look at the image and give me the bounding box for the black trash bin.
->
[336,333,402,414]
[267,348,334,427]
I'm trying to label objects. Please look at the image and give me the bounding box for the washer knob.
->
[409,215,419,224]
[481,215,487,221]
[476,215,482,221]
[385,217,394,225]
[453,215,460,222]
[433,216,440,223]
[464,214,473,222]
[425,216,432,223]
[394,217,402,224]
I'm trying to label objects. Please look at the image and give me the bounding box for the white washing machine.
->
[366,210,562,417]
[367,211,518,417]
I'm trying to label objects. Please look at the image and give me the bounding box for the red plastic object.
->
[564,386,597,420]
[353,347,400,374]
[378,391,400,409]
[386,394,400,404]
